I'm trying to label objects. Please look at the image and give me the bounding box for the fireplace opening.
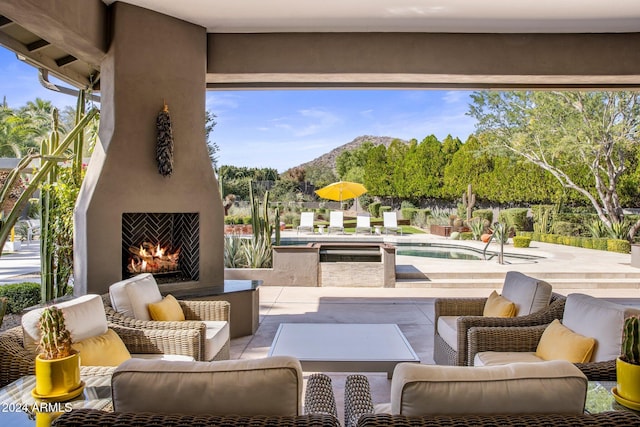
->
[122,212,199,283]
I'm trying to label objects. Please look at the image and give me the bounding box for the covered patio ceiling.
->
[0,0,639,90]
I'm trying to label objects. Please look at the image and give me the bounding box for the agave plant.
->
[607,220,631,240]
[469,218,485,240]
[38,306,73,360]
[224,235,247,268]
[586,219,608,238]
[242,234,272,268]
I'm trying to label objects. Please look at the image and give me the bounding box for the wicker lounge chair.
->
[434,271,566,366]
[103,273,231,361]
[469,293,640,381]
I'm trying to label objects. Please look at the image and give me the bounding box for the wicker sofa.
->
[343,362,640,427]
[53,362,341,427]
[434,271,566,366]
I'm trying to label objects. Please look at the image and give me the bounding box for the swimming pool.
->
[395,243,543,262]
[278,239,544,262]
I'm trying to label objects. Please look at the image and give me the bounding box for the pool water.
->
[395,243,543,262]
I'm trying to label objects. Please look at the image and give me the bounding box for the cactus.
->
[461,184,476,221]
[621,316,640,365]
[38,306,73,360]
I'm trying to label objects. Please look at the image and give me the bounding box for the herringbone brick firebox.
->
[122,212,199,283]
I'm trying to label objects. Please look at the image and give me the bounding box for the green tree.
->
[363,144,392,196]
[443,135,493,200]
[205,110,219,169]
[469,91,640,238]
[304,164,337,189]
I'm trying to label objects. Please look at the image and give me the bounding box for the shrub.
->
[449,231,460,240]
[368,202,382,218]
[513,236,531,248]
[242,216,252,225]
[0,282,41,314]
[472,209,493,224]
[498,208,530,231]
[224,216,235,225]
[608,239,631,253]
[380,206,392,214]
[400,200,415,209]
[401,208,418,223]
[460,232,474,240]
[552,221,581,236]
[413,209,430,228]
[593,238,609,251]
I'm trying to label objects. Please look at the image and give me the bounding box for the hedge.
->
[0,282,41,314]
[513,236,531,248]
[516,232,630,254]
[401,208,418,222]
[498,208,530,231]
[368,202,382,218]
[472,209,493,224]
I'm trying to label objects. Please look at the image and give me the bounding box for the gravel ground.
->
[0,313,21,332]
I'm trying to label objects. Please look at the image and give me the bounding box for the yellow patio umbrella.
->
[315,181,367,205]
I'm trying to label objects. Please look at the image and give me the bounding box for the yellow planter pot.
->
[616,357,640,404]
[34,352,81,399]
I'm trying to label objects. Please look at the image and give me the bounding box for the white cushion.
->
[202,321,230,361]
[563,293,640,362]
[111,356,303,416]
[474,351,544,366]
[109,273,162,321]
[436,316,459,352]
[383,361,587,416]
[22,294,108,354]
[131,354,195,362]
[501,271,552,316]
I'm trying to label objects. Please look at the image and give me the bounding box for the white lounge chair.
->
[297,212,315,234]
[383,211,402,235]
[355,213,372,234]
[328,211,344,234]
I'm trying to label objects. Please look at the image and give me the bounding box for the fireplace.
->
[122,213,199,283]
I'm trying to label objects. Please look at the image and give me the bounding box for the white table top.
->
[269,323,419,362]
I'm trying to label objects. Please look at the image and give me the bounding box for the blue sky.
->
[1,46,477,172]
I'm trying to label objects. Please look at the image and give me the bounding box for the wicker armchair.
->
[101,293,230,361]
[469,293,640,381]
[0,324,200,387]
[344,374,640,427]
[434,292,566,366]
[468,323,617,381]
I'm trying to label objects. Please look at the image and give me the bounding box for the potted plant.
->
[616,315,640,408]
[32,306,83,400]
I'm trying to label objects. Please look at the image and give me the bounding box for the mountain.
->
[297,135,408,172]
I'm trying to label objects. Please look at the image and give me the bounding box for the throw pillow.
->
[148,294,185,321]
[483,290,516,317]
[536,319,596,363]
[72,328,131,366]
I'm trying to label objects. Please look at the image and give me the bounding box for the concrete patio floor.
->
[231,285,640,422]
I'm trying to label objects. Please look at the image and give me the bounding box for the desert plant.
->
[472,209,493,224]
[242,234,272,268]
[224,235,246,268]
[586,219,608,238]
[607,221,632,240]
[413,209,430,228]
[461,184,476,221]
[490,222,509,244]
[38,306,73,360]
[469,218,485,240]
[621,316,640,365]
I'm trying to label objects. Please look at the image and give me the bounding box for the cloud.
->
[442,90,472,105]
[206,93,240,111]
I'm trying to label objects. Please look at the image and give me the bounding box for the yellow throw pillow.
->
[72,328,131,366]
[148,294,185,321]
[483,290,517,317]
[536,319,596,363]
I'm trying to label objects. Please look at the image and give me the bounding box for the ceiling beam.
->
[0,16,12,28]
[55,54,77,68]
[0,31,93,88]
[207,32,640,89]
[26,38,49,52]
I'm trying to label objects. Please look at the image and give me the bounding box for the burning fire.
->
[128,242,180,274]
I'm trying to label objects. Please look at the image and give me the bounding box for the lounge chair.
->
[383,211,402,235]
[297,212,315,234]
[328,211,344,234]
[355,213,372,234]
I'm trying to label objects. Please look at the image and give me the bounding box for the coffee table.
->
[269,323,420,378]
[0,374,112,427]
